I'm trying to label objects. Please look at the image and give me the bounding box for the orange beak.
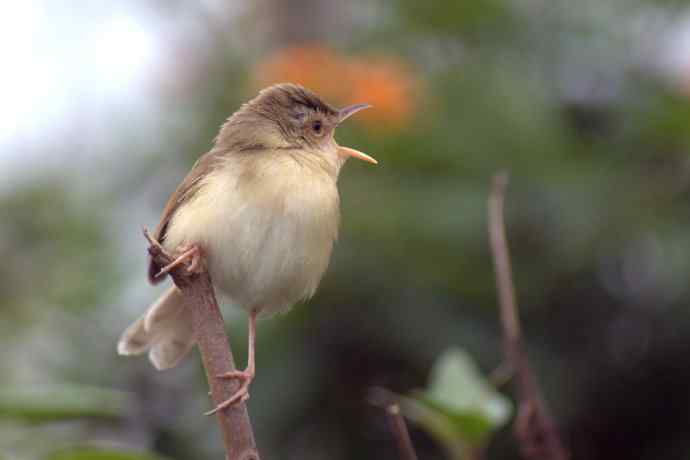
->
[336,103,377,165]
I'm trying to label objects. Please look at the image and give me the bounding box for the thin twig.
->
[368,387,419,460]
[488,360,514,389]
[488,173,568,460]
[144,229,260,460]
[489,173,521,342]
[386,403,419,460]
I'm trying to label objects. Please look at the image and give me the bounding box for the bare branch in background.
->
[488,173,569,460]
[144,229,260,460]
[369,387,419,460]
[386,403,419,460]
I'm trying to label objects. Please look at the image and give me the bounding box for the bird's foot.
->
[205,368,255,415]
[156,244,204,277]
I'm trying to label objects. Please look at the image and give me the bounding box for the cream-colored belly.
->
[163,154,339,317]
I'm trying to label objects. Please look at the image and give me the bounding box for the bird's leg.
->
[156,244,204,277]
[206,309,258,415]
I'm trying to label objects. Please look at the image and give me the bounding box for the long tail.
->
[117,286,195,370]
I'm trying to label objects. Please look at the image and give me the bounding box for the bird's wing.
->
[148,151,222,284]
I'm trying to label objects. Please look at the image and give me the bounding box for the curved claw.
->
[205,368,255,416]
[205,387,250,416]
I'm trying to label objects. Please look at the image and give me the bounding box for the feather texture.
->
[163,149,340,317]
[120,83,365,370]
[118,286,195,369]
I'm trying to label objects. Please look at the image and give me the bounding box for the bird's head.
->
[217,83,376,171]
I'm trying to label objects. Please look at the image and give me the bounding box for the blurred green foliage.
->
[4,0,690,459]
[402,348,511,458]
[46,448,169,460]
[0,384,127,422]
[0,182,118,326]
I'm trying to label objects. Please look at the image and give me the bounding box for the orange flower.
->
[347,57,417,130]
[253,45,419,131]
[252,45,350,103]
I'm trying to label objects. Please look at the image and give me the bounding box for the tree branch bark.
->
[144,229,260,460]
[488,173,568,460]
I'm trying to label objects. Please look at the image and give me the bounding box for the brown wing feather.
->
[148,151,221,284]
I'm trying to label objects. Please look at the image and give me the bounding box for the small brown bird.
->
[118,83,375,412]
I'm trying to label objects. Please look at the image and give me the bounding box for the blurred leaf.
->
[402,347,511,455]
[0,384,128,422]
[426,347,512,427]
[45,448,168,460]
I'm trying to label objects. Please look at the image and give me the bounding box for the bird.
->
[117,83,376,413]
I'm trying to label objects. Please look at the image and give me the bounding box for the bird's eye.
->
[312,120,322,134]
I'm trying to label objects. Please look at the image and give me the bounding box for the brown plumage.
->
[119,83,376,411]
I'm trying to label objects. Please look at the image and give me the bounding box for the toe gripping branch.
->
[144,229,203,283]
[141,227,261,460]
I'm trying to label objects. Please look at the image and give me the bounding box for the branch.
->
[488,173,568,460]
[368,387,419,460]
[144,229,260,460]
[386,403,419,460]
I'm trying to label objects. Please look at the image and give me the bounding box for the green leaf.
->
[402,347,512,451]
[45,447,169,460]
[0,384,128,422]
[426,348,511,427]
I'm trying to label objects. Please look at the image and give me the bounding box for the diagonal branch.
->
[144,229,260,460]
[488,173,568,460]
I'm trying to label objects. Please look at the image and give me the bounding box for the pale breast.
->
[163,152,340,316]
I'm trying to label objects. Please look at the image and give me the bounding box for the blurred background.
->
[4,0,690,459]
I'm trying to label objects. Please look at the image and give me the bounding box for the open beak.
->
[338,103,371,123]
[336,103,377,165]
[337,146,378,164]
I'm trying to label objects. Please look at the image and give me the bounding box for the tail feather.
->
[117,316,150,356]
[144,286,185,332]
[148,305,194,370]
[118,286,195,370]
